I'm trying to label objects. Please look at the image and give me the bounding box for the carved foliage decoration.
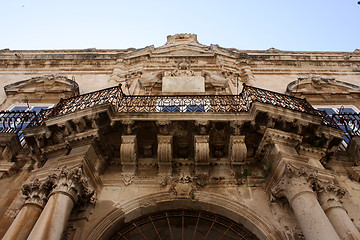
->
[271,164,317,200]
[50,165,94,205]
[22,178,52,208]
[22,165,94,208]
[314,180,346,210]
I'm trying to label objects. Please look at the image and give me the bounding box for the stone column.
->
[27,166,93,240]
[316,181,360,240]
[272,164,340,240]
[2,179,50,240]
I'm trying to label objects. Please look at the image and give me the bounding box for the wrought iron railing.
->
[0,111,37,145]
[331,113,360,141]
[26,83,340,129]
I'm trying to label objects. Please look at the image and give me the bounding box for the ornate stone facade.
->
[0,34,359,240]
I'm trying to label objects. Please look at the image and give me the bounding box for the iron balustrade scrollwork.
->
[0,111,37,145]
[118,94,247,113]
[25,83,339,130]
[332,113,360,138]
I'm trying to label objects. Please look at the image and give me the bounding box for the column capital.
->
[21,178,52,209]
[50,165,94,205]
[271,164,317,202]
[314,180,346,211]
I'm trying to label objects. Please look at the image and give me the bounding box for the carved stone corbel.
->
[120,135,137,176]
[157,135,172,176]
[0,133,21,178]
[230,135,247,165]
[195,135,209,163]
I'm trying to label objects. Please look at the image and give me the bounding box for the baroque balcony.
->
[27,84,338,128]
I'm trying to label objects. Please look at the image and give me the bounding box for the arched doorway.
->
[86,192,282,240]
[110,209,259,240]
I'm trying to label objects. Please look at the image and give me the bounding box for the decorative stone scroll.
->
[230,136,247,165]
[157,135,172,163]
[195,135,209,163]
[120,135,136,163]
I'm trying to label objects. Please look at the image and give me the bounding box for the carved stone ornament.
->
[314,180,346,198]
[21,178,52,208]
[314,180,346,210]
[271,164,317,200]
[157,135,172,163]
[195,135,210,163]
[50,165,94,205]
[138,71,164,89]
[110,69,143,83]
[201,70,228,88]
[4,74,79,99]
[110,69,143,94]
[222,71,241,85]
[120,135,136,163]
[171,173,195,198]
[286,74,360,95]
[230,136,247,164]
[122,174,134,186]
[240,66,255,83]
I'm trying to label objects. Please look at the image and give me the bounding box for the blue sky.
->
[1,0,359,51]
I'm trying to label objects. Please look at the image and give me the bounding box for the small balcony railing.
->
[27,83,339,129]
[331,112,360,144]
[0,111,37,145]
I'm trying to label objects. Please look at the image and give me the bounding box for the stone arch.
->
[86,191,284,240]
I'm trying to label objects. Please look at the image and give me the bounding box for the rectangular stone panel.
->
[162,76,205,92]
